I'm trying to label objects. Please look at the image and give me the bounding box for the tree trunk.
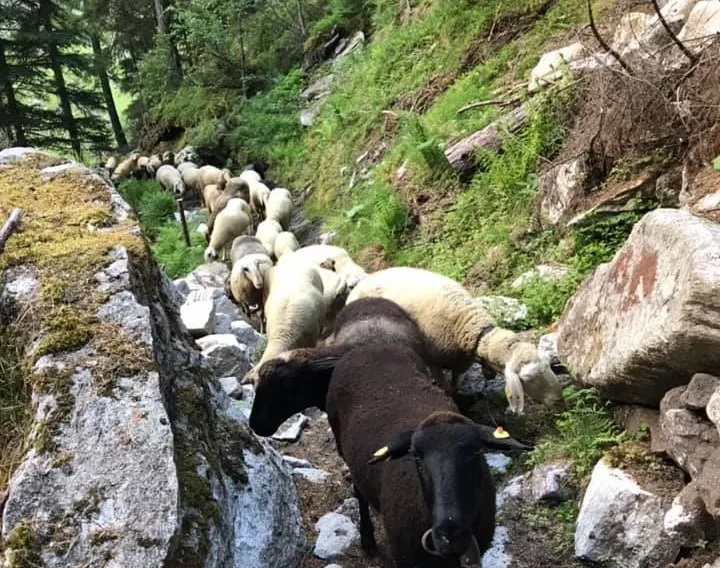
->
[39,0,82,157]
[91,34,127,150]
[0,39,27,146]
[296,0,307,36]
[444,105,528,174]
[153,0,183,87]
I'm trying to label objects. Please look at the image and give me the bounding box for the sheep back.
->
[230,236,269,265]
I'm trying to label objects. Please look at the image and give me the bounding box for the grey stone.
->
[559,209,720,405]
[528,43,587,92]
[273,413,310,442]
[496,475,525,509]
[196,334,251,379]
[231,320,265,354]
[294,468,330,484]
[575,460,680,568]
[0,149,306,568]
[1,268,38,301]
[40,161,88,179]
[215,294,243,320]
[219,376,243,399]
[180,299,216,338]
[0,147,40,164]
[324,565,343,568]
[481,525,511,568]
[333,31,365,60]
[681,373,720,410]
[174,278,191,297]
[485,453,512,474]
[663,482,713,545]
[214,313,233,334]
[539,155,589,226]
[313,512,360,560]
[530,462,571,502]
[537,332,561,367]
[301,74,335,101]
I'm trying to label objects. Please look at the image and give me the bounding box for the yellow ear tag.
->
[493,426,510,440]
[373,446,389,459]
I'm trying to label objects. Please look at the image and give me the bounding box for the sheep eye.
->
[242,267,248,272]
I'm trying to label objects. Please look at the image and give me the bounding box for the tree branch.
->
[650,0,697,64]
[587,0,633,74]
[0,208,24,255]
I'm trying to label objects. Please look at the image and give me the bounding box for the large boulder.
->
[575,460,681,568]
[538,155,590,226]
[196,333,251,378]
[528,43,587,91]
[0,151,304,568]
[558,209,720,405]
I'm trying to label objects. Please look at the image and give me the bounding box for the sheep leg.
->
[354,485,378,555]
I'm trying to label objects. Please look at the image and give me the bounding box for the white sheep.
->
[241,170,271,217]
[104,155,117,176]
[244,255,326,384]
[204,198,251,262]
[202,184,223,213]
[265,187,293,229]
[289,244,367,290]
[147,154,162,176]
[346,266,563,414]
[255,219,283,256]
[155,164,186,196]
[230,235,269,265]
[111,152,139,182]
[177,161,198,175]
[273,231,300,259]
[137,155,150,177]
[227,250,274,321]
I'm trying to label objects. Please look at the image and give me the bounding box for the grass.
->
[118,179,206,278]
[528,387,626,479]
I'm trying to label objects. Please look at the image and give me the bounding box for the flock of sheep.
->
[106,149,566,567]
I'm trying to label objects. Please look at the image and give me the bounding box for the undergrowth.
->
[118,179,206,278]
[529,387,626,479]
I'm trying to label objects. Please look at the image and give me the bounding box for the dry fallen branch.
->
[445,105,528,173]
[457,98,521,114]
[0,208,23,256]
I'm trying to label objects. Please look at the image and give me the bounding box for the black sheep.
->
[327,342,529,567]
[249,298,435,436]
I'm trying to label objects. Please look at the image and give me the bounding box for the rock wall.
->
[0,149,304,568]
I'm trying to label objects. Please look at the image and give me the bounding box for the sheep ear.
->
[472,424,532,451]
[368,429,414,464]
[504,363,525,415]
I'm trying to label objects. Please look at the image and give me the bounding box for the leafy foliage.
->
[529,387,626,478]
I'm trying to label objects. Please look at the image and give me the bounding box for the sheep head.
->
[236,253,273,290]
[369,412,528,561]
[505,342,564,415]
[172,180,185,197]
[203,246,218,263]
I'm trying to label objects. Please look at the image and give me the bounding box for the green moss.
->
[92,327,155,397]
[32,366,75,455]
[36,307,96,357]
[3,519,43,568]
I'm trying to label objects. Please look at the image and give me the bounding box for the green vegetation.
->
[118,180,206,278]
[529,387,626,479]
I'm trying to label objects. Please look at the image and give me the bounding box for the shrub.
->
[152,222,207,279]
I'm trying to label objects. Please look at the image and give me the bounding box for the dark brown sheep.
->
[327,343,529,567]
[249,298,433,437]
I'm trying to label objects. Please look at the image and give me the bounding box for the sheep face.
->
[172,180,185,196]
[505,343,564,414]
[238,254,273,290]
[249,350,339,436]
[204,246,219,263]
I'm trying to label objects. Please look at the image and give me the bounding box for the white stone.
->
[481,526,511,568]
[0,147,40,164]
[485,453,512,474]
[540,157,587,225]
[530,462,571,502]
[180,299,216,338]
[219,376,243,399]
[537,332,560,366]
[282,455,313,469]
[273,413,310,442]
[197,334,251,378]
[529,43,587,91]
[475,296,528,327]
[511,264,569,289]
[677,1,720,50]
[575,460,680,568]
[334,498,360,525]
[612,12,656,53]
[496,475,525,509]
[559,209,720,405]
[313,512,360,560]
[294,468,330,484]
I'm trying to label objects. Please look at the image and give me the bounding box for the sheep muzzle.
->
[421,529,481,568]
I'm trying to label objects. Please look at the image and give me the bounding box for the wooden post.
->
[0,208,24,255]
[176,199,191,247]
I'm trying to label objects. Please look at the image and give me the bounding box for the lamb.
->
[255,219,283,256]
[290,244,367,289]
[204,198,251,262]
[243,255,326,384]
[346,266,564,414]
[249,297,435,436]
[265,187,293,229]
[155,164,186,196]
[111,152,139,181]
[162,150,174,164]
[273,231,300,259]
